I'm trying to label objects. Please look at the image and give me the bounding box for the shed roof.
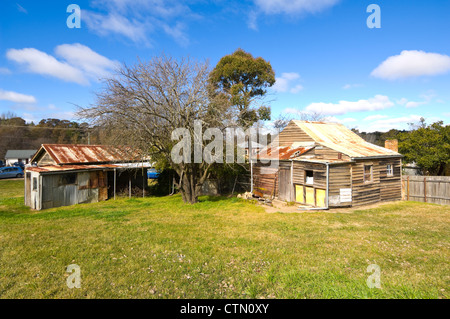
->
[26,162,151,174]
[5,150,37,159]
[256,142,314,160]
[31,144,142,165]
[292,121,401,158]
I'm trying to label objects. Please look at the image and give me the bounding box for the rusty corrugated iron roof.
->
[25,163,150,173]
[32,144,142,165]
[256,143,314,160]
[292,121,401,158]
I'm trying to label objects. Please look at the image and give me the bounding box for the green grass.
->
[0,180,449,299]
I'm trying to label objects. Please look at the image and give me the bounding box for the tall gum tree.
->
[208,49,275,128]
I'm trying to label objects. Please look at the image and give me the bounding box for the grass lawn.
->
[0,179,448,299]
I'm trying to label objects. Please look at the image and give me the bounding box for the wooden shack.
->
[25,144,150,210]
[252,121,402,208]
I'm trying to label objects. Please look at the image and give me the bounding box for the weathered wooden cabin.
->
[25,144,150,210]
[252,121,402,208]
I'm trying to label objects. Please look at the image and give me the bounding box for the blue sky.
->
[1,0,449,132]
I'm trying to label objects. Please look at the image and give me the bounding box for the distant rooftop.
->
[5,150,37,159]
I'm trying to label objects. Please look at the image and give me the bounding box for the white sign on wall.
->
[340,188,352,203]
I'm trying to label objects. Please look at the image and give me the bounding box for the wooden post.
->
[114,169,116,200]
[407,176,410,201]
[129,175,132,199]
[424,177,427,203]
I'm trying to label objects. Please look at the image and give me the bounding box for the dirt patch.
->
[259,199,402,214]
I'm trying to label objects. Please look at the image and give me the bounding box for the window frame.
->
[363,165,373,183]
[386,164,394,177]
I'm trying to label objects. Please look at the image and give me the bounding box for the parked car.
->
[0,160,4,167]
[0,166,24,179]
[147,168,160,179]
[13,161,25,169]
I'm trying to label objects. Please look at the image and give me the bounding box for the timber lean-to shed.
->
[25,144,150,210]
[252,121,403,208]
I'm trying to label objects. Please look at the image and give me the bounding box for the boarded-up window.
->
[364,165,373,183]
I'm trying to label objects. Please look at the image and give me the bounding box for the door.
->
[295,185,304,203]
[305,187,315,206]
[278,167,291,201]
[316,189,326,207]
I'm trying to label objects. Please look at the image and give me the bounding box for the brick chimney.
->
[385,139,398,152]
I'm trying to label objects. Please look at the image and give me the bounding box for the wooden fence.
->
[402,176,450,205]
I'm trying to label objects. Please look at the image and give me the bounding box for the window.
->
[32,177,37,190]
[364,165,373,183]
[61,173,77,185]
[387,164,393,176]
[338,153,343,160]
[305,170,314,185]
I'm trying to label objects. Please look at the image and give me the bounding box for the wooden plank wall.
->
[278,122,314,145]
[253,162,279,197]
[314,146,350,161]
[328,164,352,207]
[351,158,402,206]
[379,158,402,202]
[351,160,381,206]
[402,175,450,205]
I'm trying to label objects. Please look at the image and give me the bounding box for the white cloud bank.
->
[272,72,304,94]
[371,50,450,80]
[305,95,394,115]
[253,0,340,15]
[6,44,119,85]
[0,89,36,104]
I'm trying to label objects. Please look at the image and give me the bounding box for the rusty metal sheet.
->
[35,144,141,165]
[257,145,313,160]
[292,121,401,158]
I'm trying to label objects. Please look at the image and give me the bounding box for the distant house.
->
[5,150,37,166]
[252,121,403,208]
[25,144,150,210]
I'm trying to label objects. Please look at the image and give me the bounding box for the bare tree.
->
[78,55,232,204]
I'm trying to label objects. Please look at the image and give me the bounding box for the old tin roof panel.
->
[292,121,401,158]
[26,163,150,173]
[39,144,141,165]
[257,144,314,160]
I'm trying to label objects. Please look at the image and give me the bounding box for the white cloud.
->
[0,67,11,74]
[6,44,118,85]
[7,48,88,85]
[363,114,388,121]
[162,22,189,47]
[0,89,36,104]
[323,116,357,124]
[342,83,363,90]
[83,11,149,44]
[305,95,394,115]
[363,115,423,132]
[371,50,450,80]
[253,0,340,15]
[272,72,303,93]
[396,92,435,108]
[16,3,28,14]
[55,43,119,81]
[83,0,194,45]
